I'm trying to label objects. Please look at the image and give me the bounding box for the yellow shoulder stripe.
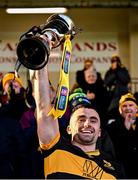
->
[40,133,60,150]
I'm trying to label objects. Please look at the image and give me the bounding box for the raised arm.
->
[33,65,59,146]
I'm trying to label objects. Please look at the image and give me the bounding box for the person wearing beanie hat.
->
[0,71,32,121]
[33,65,125,179]
[118,93,138,129]
[2,72,23,88]
[119,92,138,112]
[2,72,24,95]
[106,92,138,179]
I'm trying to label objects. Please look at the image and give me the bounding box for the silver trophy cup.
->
[16,14,76,70]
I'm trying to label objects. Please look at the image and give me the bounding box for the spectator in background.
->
[71,66,109,127]
[104,55,131,119]
[76,59,103,88]
[106,93,138,179]
[0,72,30,178]
[0,72,28,119]
[76,59,93,86]
[0,72,44,179]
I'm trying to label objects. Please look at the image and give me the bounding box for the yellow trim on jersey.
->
[86,149,100,156]
[40,133,60,150]
[44,149,116,179]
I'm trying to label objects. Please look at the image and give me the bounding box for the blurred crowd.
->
[60,54,138,179]
[0,72,44,178]
[0,54,137,179]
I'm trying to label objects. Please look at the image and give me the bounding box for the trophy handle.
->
[14,59,22,74]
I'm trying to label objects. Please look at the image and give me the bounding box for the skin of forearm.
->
[34,65,52,115]
[33,65,59,144]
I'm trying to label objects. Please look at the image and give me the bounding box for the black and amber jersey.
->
[40,134,125,179]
